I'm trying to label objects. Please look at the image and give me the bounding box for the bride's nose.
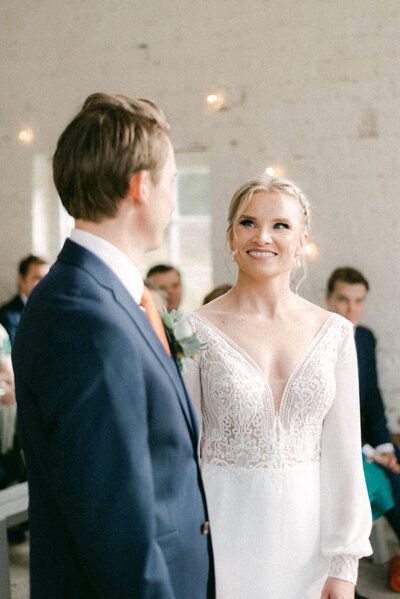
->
[254,226,272,244]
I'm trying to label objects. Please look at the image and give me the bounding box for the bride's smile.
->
[247,250,277,258]
[231,190,307,279]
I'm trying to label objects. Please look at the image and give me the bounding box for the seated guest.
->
[146,263,182,311]
[0,255,49,510]
[144,278,167,312]
[0,324,13,405]
[0,254,50,343]
[0,324,26,542]
[0,321,23,496]
[363,454,395,521]
[326,267,400,542]
[359,454,395,599]
[0,324,14,489]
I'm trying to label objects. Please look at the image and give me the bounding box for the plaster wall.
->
[1,0,400,427]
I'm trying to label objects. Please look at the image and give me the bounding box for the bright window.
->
[140,167,212,310]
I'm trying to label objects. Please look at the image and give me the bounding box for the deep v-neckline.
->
[193,311,336,416]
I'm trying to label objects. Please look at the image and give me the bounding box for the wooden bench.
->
[0,482,29,599]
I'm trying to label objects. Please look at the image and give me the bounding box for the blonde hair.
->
[226,175,311,288]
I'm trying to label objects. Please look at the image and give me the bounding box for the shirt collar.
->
[19,292,28,305]
[70,228,144,304]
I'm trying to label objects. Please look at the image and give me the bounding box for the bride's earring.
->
[229,248,237,261]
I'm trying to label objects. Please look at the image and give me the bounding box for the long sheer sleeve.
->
[320,321,372,583]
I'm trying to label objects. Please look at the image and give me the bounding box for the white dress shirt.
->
[70,229,144,305]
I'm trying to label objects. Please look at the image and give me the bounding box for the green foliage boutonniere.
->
[160,310,206,373]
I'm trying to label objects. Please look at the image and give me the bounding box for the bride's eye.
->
[239,219,255,228]
[273,222,289,229]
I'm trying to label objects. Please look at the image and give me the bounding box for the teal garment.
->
[363,454,395,521]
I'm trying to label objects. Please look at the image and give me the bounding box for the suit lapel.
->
[115,293,198,444]
[166,329,199,438]
[58,240,197,441]
[112,283,196,430]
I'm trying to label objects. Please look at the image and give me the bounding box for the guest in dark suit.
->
[0,255,49,497]
[0,254,49,343]
[12,93,214,599]
[326,267,400,541]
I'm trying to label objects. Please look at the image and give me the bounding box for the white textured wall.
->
[1,0,400,428]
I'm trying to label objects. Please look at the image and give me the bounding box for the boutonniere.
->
[160,310,206,373]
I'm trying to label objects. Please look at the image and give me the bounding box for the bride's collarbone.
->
[207,315,312,347]
[200,311,331,384]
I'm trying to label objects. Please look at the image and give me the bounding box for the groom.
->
[12,93,214,598]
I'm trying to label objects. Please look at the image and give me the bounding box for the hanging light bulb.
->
[305,242,319,259]
[206,91,225,111]
[18,128,34,143]
[265,165,285,177]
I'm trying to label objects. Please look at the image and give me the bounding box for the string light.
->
[305,242,319,259]
[18,128,34,143]
[265,165,285,177]
[206,91,225,111]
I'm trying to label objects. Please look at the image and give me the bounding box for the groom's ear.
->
[128,170,150,206]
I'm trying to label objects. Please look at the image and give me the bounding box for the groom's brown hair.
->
[53,93,170,222]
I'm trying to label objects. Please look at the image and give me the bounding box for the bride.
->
[184,176,372,599]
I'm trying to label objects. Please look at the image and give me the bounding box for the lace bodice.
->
[188,312,346,471]
[184,311,372,588]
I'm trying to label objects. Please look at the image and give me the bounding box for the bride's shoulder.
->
[195,295,231,321]
[295,297,331,323]
[184,297,235,338]
[183,302,220,325]
[297,298,353,334]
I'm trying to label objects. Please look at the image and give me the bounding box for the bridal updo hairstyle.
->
[227,175,311,280]
[53,93,170,222]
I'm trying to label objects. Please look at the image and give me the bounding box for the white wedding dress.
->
[184,312,372,599]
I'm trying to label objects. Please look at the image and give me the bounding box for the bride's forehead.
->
[243,191,300,215]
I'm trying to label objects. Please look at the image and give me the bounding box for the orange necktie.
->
[140,286,171,356]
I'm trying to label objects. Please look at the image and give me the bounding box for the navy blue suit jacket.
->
[355,325,392,448]
[0,293,24,344]
[12,240,214,599]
